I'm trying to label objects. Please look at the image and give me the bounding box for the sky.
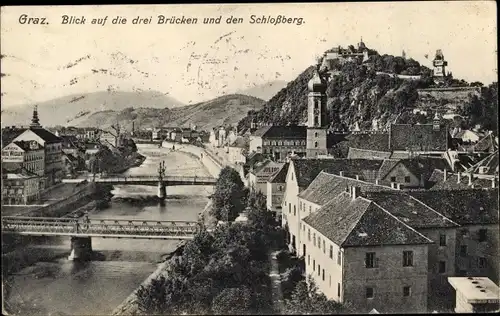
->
[1,2,497,107]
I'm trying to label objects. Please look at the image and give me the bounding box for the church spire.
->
[30,105,41,128]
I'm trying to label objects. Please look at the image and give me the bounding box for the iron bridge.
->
[1,216,200,240]
[61,175,217,186]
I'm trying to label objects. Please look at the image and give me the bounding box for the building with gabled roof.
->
[8,107,64,186]
[301,187,431,313]
[266,162,289,217]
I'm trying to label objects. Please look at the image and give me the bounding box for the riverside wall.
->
[161,141,223,177]
[22,182,96,217]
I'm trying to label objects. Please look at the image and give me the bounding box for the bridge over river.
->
[2,216,201,260]
[62,175,217,186]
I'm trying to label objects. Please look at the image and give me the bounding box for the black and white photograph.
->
[1,2,498,315]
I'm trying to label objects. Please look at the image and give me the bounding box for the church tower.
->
[30,105,42,128]
[306,65,328,158]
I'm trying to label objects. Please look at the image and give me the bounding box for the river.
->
[3,144,214,316]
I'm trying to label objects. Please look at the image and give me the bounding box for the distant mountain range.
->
[236,80,288,101]
[1,90,184,127]
[69,94,265,131]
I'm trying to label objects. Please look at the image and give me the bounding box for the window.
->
[403,251,413,267]
[318,264,321,276]
[460,245,467,257]
[479,229,487,242]
[337,283,341,297]
[288,203,291,213]
[439,261,446,273]
[390,176,396,182]
[365,252,376,268]
[313,234,316,246]
[309,206,312,213]
[293,205,296,216]
[318,236,321,248]
[314,141,318,148]
[404,176,411,183]
[337,251,342,265]
[313,260,316,271]
[403,286,411,297]
[323,240,325,253]
[478,257,486,268]
[366,287,374,299]
[322,269,325,281]
[439,233,447,246]
[308,255,310,266]
[308,229,311,241]
[329,245,333,259]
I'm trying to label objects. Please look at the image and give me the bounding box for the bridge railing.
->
[1,217,200,237]
[92,175,216,183]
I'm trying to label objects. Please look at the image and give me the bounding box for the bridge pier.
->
[157,181,166,200]
[68,237,93,261]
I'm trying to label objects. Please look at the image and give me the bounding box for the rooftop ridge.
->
[405,193,460,227]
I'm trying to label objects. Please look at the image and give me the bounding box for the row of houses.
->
[241,157,498,313]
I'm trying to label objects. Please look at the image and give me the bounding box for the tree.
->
[283,277,348,315]
[211,287,253,315]
[210,167,245,222]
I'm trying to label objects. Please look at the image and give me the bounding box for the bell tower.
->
[30,105,42,128]
[306,64,328,158]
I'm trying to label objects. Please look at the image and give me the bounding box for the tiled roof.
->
[428,169,498,190]
[389,124,450,151]
[230,136,248,148]
[408,189,499,225]
[473,133,497,152]
[12,140,43,152]
[269,162,289,183]
[252,125,307,139]
[363,191,458,229]
[347,148,392,159]
[469,151,499,176]
[303,192,433,247]
[397,157,451,182]
[292,158,379,189]
[377,159,400,179]
[298,171,390,206]
[345,133,390,151]
[2,128,25,148]
[29,127,62,144]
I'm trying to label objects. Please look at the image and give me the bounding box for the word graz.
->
[18,14,48,24]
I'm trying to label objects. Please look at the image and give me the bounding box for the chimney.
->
[492,179,496,189]
[457,172,462,183]
[351,186,361,200]
[339,171,344,177]
[355,175,360,180]
[468,173,473,186]
[443,169,447,181]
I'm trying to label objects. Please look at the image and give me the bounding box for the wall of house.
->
[262,139,306,161]
[383,164,421,188]
[281,163,301,251]
[266,181,285,214]
[302,222,344,302]
[297,197,321,251]
[249,136,263,153]
[228,147,245,164]
[419,228,457,310]
[344,244,429,313]
[455,224,499,285]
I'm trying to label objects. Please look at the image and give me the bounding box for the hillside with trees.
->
[237,44,498,134]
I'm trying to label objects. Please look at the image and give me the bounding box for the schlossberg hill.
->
[237,44,498,134]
